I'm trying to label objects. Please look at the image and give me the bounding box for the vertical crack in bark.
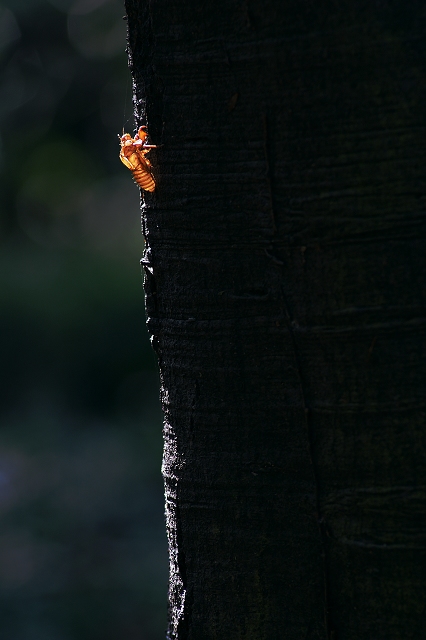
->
[280,285,332,640]
[263,109,331,638]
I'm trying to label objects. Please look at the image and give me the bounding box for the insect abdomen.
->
[119,127,157,192]
[132,167,156,192]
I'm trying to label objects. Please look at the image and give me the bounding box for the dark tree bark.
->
[124,1,426,638]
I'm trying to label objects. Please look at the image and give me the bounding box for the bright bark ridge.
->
[125,1,426,638]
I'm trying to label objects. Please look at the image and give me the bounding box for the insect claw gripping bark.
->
[119,126,156,192]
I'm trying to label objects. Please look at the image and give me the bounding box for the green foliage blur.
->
[0,1,167,638]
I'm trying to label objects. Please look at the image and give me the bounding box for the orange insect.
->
[119,126,156,192]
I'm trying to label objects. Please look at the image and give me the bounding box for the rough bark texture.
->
[124,1,426,638]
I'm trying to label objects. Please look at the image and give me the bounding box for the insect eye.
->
[137,126,148,141]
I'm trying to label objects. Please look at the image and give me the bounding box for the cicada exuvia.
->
[119,126,156,192]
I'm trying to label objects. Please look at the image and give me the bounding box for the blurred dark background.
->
[0,0,167,638]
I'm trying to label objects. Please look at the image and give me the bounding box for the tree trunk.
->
[125,1,426,638]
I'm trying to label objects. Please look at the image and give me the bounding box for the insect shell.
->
[119,126,156,192]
